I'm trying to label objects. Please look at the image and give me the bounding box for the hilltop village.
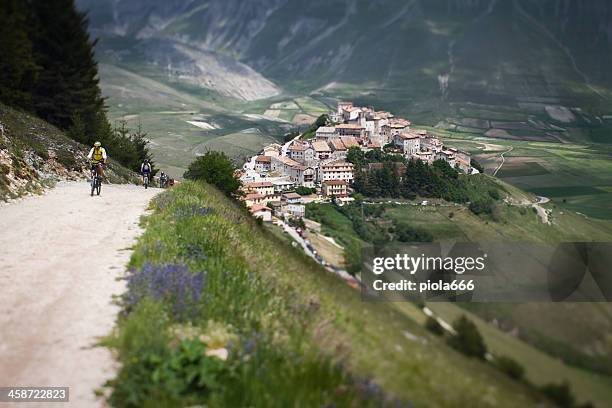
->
[239,102,477,221]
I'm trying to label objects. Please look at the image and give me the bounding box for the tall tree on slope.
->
[29,0,107,144]
[0,0,38,109]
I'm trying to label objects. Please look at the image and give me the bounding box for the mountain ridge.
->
[78,0,612,120]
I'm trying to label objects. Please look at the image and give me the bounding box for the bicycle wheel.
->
[91,178,95,196]
[145,176,148,189]
[96,178,102,196]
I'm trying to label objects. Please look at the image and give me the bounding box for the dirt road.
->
[0,182,158,407]
[493,146,513,176]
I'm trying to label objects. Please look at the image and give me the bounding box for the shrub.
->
[425,316,444,336]
[33,143,49,160]
[488,189,500,200]
[184,151,241,195]
[447,315,487,359]
[540,381,575,408]
[395,223,433,243]
[56,149,77,170]
[295,186,316,196]
[469,199,494,216]
[495,355,525,380]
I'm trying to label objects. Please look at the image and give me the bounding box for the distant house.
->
[315,126,337,140]
[319,160,354,183]
[271,155,301,173]
[339,136,360,149]
[243,181,275,197]
[447,148,471,173]
[335,123,364,139]
[272,179,295,193]
[249,204,272,222]
[413,150,434,164]
[282,193,305,218]
[287,143,307,163]
[381,120,410,145]
[285,165,315,188]
[311,140,332,160]
[244,193,266,207]
[421,136,443,153]
[394,132,421,156]
[337,101,354,115]
[263,144,282,157]
[435,150,457,168]
[254,155,272,172]
[322,179,348,197]
[328,138,348,159]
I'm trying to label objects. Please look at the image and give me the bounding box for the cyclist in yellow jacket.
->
[87,142,107,178]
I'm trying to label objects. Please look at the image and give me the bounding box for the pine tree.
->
[30,0,106,138]
[0,0,38,109]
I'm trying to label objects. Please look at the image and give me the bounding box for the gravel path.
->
[0,182,159,407]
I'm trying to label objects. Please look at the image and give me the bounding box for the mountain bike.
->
[143,173,150,189]
[159,177,168,189]
[90,164,102,196]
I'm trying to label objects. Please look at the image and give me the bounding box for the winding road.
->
[493,146,513,176]
[0,182,158,407]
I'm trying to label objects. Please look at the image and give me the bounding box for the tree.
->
[495,356,525,381]
[447,315,487,359]
[471,158,484,173]
[346,146,365,167]
[184,151,241,195]
[433,159,458,180]
[295,186,316,196]
[395,223,433,243]
[30,0,106,136]
[0,0,150,172]
[0,0,38,109]
[540,382,575,408]
[425,316,444,336]
[469,199,494,216]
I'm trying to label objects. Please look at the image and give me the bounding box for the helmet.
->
[144,159,150,163]
[94,141,102,147]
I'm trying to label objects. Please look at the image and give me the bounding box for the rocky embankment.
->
[0,103,136,201]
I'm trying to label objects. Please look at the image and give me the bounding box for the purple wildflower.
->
[174,204,212,220]
[125,263,206,319]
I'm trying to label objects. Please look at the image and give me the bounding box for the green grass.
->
[497,162,551,177]
[528,186,606,198]
[419,127,612,220]
[106,181,553,407]
[366,195,612,407]
[428,303,612,408]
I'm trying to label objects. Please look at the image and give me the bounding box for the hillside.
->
[0,103,137,201]
[105,180,566,407]
[303,180,612,406]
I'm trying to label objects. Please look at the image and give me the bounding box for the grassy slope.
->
[115,181,549,407]
[306,194,612,406]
